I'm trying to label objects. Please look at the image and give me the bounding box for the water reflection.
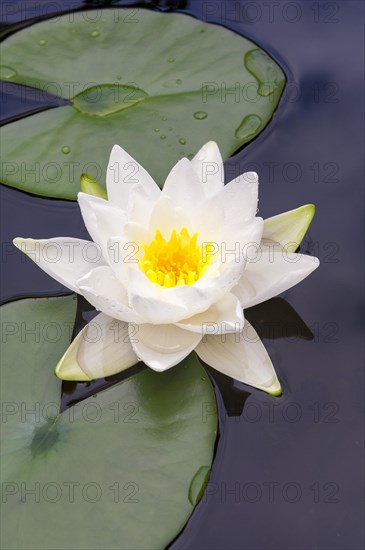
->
[247,297,314,341]
[60,294,314,417]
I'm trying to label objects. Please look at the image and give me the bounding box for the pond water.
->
[1,1,363,549]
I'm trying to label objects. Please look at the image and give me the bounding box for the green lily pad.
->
[0,8,285,199]
[1,296,217,549]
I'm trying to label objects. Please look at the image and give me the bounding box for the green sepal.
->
[263,204,316,253]
[80,173,107,199]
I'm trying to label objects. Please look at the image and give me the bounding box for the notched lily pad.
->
[1,295,217,549]
[0,9,285,199]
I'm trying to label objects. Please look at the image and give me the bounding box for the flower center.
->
[139,227,214,288]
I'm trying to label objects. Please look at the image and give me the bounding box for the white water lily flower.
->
[14,142,319,395]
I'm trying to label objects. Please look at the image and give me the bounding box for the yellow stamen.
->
[139,227,214,288]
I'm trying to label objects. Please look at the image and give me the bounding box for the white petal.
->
[127,269,193,324]
[13,237,105,293]
[221,216,264,263]
[128,254,246,325]
[77,266,142,323]
[124,221,151,244]
[125,218,263,325]
[123,219,263,326]
[107,236,143,284]
[106,144,160,208]
[263,204,316,253]
[127,218,263,324]
[126,183,156,226]
[191,217,263,296]
[221,171,258,223]
[148,195,192,239]
[191,141,224,196]
[189,194,224,245]
[196,320,281,395]
[162,158,205,210]
[78,192,126,257]
[55,313,138,380]
[130,323,201,372]
[233,251,319,309]
[176,293,244,334]
[106,223,159,286]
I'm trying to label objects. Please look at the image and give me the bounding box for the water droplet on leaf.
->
[72,84,147,116]
[154,128,160,133]
[0,66,17,79]
[188,466,210,505]
[160,135,166,140]
[179,138,186,145]
[91,30,100,37]
[193,111,208,120]
[61,146,71,154]
[234,114,262,139]
[168,57,175,63]
[39,39,47,46]
[163,79,182,88]
[244,49,284,97]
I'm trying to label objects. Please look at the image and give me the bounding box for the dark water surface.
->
[1,1,364,549]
